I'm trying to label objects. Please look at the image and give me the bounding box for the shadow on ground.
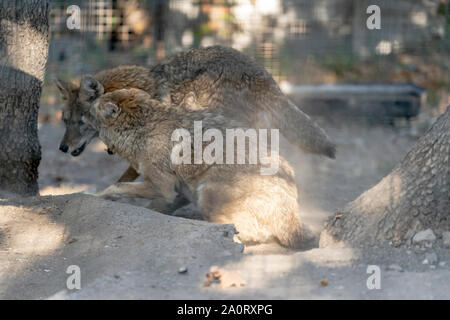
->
[1,192,449,299]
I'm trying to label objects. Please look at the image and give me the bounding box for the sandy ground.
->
[1,112,449,299]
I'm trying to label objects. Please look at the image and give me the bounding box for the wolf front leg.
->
[96,180,187,214]
[95,181,156,199]
[95,180,178,203]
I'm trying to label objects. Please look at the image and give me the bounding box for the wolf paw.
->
[94,185,122,200]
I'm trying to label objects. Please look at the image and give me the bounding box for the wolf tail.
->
[267,95,336,158]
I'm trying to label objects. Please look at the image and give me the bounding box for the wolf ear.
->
[79,75,104,109]
[99,102,119,120]
[55,78,76,100]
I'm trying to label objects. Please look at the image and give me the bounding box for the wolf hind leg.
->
[197,179,303,248]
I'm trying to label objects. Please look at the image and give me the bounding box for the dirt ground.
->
[1,108,449,299]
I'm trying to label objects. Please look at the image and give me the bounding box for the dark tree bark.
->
[320,106,450,247]
[0,0,49,195]
[153,0,167,61]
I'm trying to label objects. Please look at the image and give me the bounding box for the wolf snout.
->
[59,144,69,153]
[71,142,87,156]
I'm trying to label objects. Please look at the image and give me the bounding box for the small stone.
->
[438,261,446,267]
[387,264,403,272]
[442,232,450,248]
[413,229,436,244]
[178,267,188,274]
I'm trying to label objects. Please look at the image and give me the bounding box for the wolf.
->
[56,46,336,183]
[85,88,303,247]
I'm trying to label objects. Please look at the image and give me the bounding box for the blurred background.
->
[38,0,449,229]
[43,0,449,100]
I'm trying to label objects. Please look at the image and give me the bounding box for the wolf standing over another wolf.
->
[85,88,303,247]
[56,46,336,182]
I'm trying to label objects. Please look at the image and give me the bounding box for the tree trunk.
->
[320,106,450,247]
[0,0,49,195]
[153,0,167,61]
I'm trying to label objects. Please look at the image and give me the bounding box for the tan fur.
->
[56,46,336,178]
[89,88,303,248]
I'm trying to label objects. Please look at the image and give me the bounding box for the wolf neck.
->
[98,107,173,164]
[99,125,145,165]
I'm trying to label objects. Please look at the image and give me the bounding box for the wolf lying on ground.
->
[56,46,336,183]
[84,88,303,247]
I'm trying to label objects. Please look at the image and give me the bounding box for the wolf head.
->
[55,76,105,156]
